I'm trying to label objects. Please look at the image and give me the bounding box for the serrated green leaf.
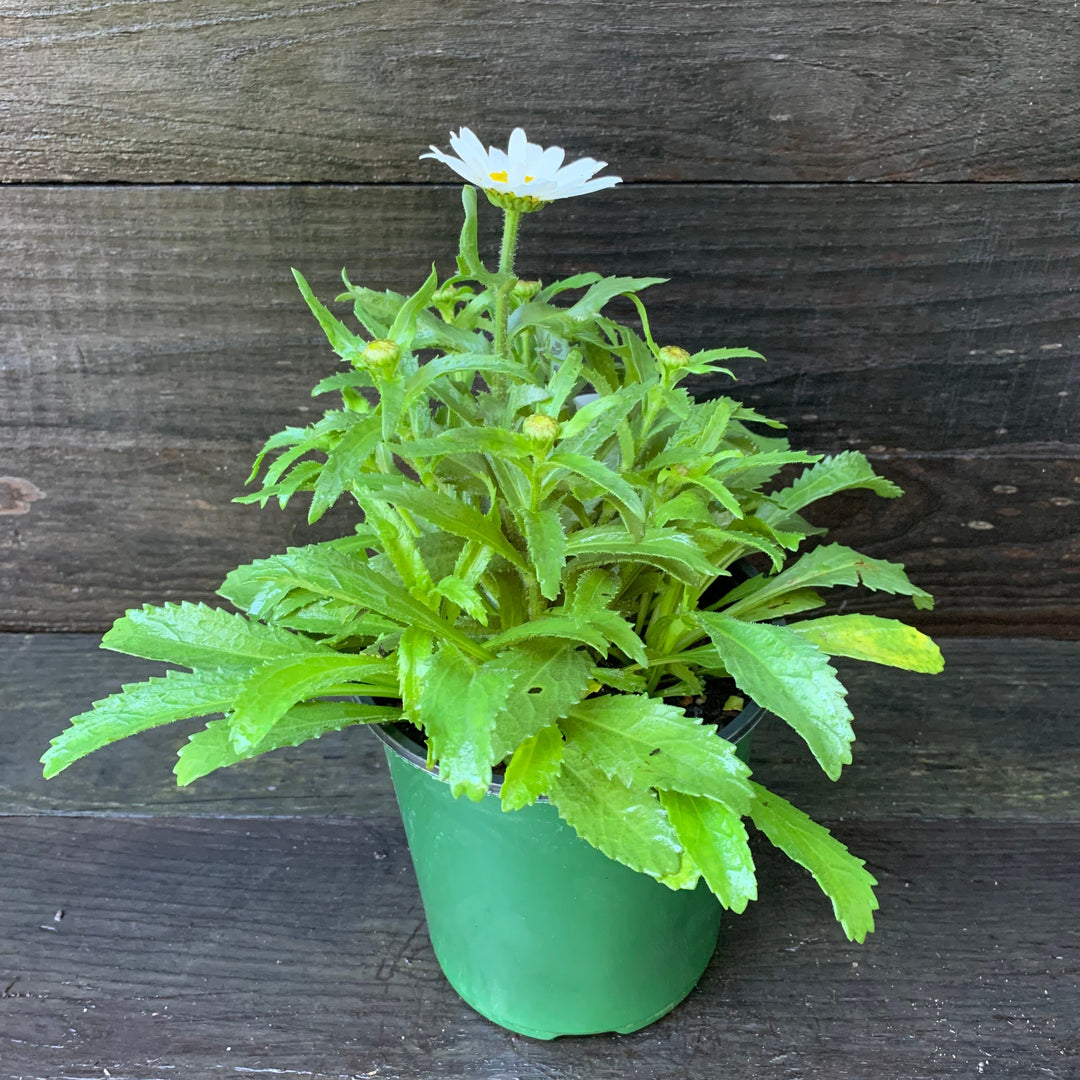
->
[310,370,375,398]
[652,490,712,528]
[762,451,903,524]
[293,268,362,357]
[397,626,434,724]
[681,472,744,519]
[749,782,879,942]
[564,276,667,320]
[229,653,396,753]
[544,350,584,416]
[308,414,383,523]
[576,609,647,666]
[548,743,682,877]
[696,614,854,780]
[659,790,757,912]
[42,669,243,778]
[403,354,529,404]
[563,694,752,813]
[397,426,534,461]
[434,575,490,625]
[176,700,401,785]
[565,526,717,583]
[234,460,321,508]
[522,507,566,601]
[538,272,603,301]
[256,544,490,660]
[724,543,934,616]
[790,614,944,673]
[488,641,594,759]
[419,645,516,800]
[546,452,646,526]
[501,724,565,811]
[101,602,329,673]
[587,666,648,693]
[558,382,649,448]
[387,263,439,345]
[348,474,526,572]
[486,616,611,656]
[247,425,311,484]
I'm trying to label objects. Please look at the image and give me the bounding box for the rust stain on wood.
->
[0,477,45,515]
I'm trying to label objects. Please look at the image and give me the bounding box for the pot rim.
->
[371,694,767,799]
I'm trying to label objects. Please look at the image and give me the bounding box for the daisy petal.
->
[422,127,621,203]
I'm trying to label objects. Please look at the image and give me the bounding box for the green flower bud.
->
[511,279,542,302]
[484,189,550,215]
[432,284,461,305]
[362,338,401,376]
[522,413,561,447]
[657,345,692,371]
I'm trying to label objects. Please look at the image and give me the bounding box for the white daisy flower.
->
[421,127,621,211]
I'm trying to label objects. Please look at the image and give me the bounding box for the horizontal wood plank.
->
[4,183,1076,441]
[5,635,1078,823]
[2,0,1079,182]
[2,814,1078,1078]
[3,183,1077,631]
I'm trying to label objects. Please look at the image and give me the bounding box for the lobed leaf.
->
[563,694,753,814]
[176,701,401,785]
[521,506,567,601]
[419,645,516,800]
[548,743,682,878]
[101,602,329,673]
[659,790,757,912]
[501,724,565,811]
[228,653,396,753]
[762,451,903,524]
[696,614,855,780]
[293,268,362,357]
[43,669,243,778]
[308,414,383,523]
[488,641,594,760]
[749,782,879,942]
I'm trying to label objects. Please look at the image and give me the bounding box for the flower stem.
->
[493,209,522,358]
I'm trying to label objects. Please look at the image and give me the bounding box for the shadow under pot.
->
[372,697,764,1040]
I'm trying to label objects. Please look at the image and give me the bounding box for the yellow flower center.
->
[489,170,533,184]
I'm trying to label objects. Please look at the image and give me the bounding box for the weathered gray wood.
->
[2,814,1078,1078]
[5,635,1078,823]
[3,436,1075,633]
[3,183,1077,631]
[2,0,1079,183]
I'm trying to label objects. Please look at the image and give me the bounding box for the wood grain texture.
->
[2,183,1076,631]
[2,0,1080,182]
[2,814,1079,1078]
[5,635,1078,824]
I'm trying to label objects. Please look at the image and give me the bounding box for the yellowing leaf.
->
[790,614,944,673]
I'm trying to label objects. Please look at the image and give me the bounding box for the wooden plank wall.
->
[2,0,1078,636]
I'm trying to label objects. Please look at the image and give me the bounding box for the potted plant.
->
[44,127,943,1040]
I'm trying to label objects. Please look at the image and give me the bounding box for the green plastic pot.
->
[374,701,763,1040]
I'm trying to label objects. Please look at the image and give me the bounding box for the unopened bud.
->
[511,279,542,302]
[657,345,692,370]
[522,413,561,447]
[362,338,401,376]
[432,284,460,305]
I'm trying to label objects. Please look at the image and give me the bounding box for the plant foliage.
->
[44,183,944,943]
